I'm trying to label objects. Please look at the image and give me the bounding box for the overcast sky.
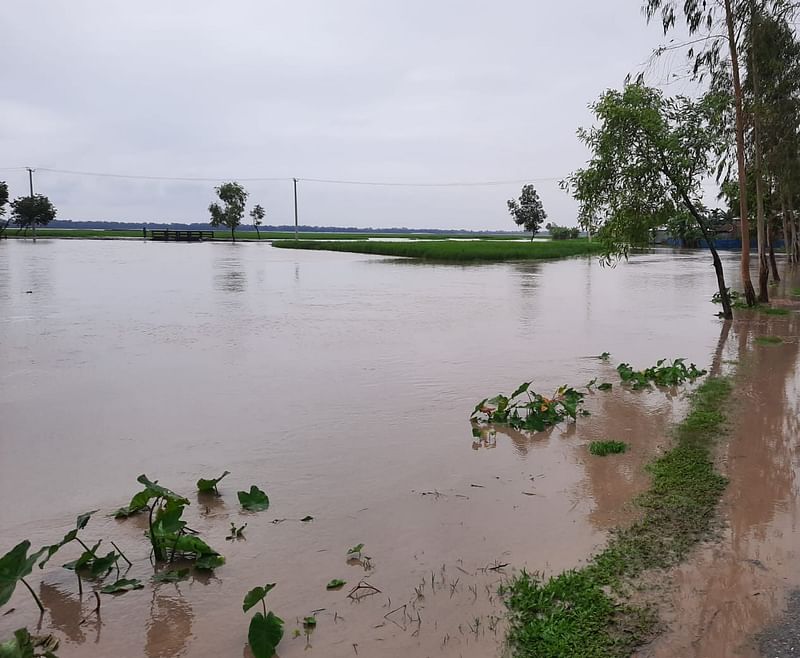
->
[1,1,693,230]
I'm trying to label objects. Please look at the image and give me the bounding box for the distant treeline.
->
[47,219,521,235]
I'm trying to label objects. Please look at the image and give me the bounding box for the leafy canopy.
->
[507,184,547,237]
[563,84,727,262]
[10,195,56,229]
[208,182,248,232]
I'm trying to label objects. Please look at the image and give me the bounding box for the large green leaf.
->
[114,488,153,518]
[88,551,118,578]
[326,579,346,590]
[248,611,284,658]
[99,578,143,594]
[196,471,230,493]
[243,584,276,613]
[136,475,189,506]
[237,486,270,512]
[0,542,44,609]
[0,628,34,658]
[152,500,187,538]
[194,554,225,571]
[62,540,101,572]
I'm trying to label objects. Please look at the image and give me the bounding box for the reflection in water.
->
[39,582,89,645]
[145,588,193,658]
[213,253,247,294]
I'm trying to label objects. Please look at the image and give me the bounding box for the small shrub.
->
[755,336,783,345]
[589,441,628,456]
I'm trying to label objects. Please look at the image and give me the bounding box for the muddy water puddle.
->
[0,241,741,656]
[639,290,800,658]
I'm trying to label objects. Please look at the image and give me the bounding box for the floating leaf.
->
[196,470,230,493]
[248,611,284,658]
[303,616,317,628]
[243,584,277,613]
[326,579,346,590]
[0,542,45,608]
[100,578,143,594]
[153,568,190,583]
[300,516,314,522]
[238,486,270,512]
[194,554,225,571]
[597,382,613,391]
[597,352,611,361]
[346,544,364,556]
[136,475,189,506]
[114,489,153,518]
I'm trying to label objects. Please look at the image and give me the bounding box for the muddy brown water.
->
[0,239,777,657]
[638,290,800,658]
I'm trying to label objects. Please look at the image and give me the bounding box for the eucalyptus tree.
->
[643,0,760,306]
[209,182,248,242]
[507,184,547,241]
[0,182,8,237]
[250,204,265,240]
[564,85,735,319]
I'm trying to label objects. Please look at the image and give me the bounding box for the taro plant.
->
[243,584,283,658]
[0,541,47,614]
[617,359,706,389]
[238,485,270,512]
[0,628,59,657]
[197,471,230,495]
[471,383,586,432]
[117,475,224,570]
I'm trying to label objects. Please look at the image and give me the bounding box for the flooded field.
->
[0,240,765,657]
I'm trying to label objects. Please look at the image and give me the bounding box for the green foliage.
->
[196,471,230,494]
[248,612,284,658]
[194,554,225,571]
[152,568,190,583]
[0,628,59,658]
[471,384,586,432]
[755,335,783,345]
[0,542,44,608]
[243,585,283,658]
[597,352,611,361]
[508,184,547,238]
[303,616,317,628]
[38,510,96,568]
[617,358,706,389]
[272,238,604,262]
[243,584,276,613]
[597,382,613,391]
[711,288,741,305]
[238,486,270,512]
[546,223,580,240]
[326,579,346,590]
[761,307,789,316]
[10,195,57,230]
[589,441,628,456]
[346,544,364,557]
[503,377,732,657]
[790,288,800,296]
[114,488,152,518]
[208,182,248,240]
[99,578,143,594]
[226,522,247,541]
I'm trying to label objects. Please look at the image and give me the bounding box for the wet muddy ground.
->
[638,289,800,658]
[0,239,790,656]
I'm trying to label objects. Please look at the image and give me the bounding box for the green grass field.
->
[272,238,604,262]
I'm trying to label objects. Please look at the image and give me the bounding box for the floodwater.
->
[638,286,800,658]
[0,239,762,657]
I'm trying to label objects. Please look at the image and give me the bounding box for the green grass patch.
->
[272,238,604,262]
[790,287,800,296]
[589,440,628,456]
[755,336,783,345]
[503,377,732,657]
[760,307,790,316]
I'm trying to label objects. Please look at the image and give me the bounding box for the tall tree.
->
[0,182,8,237]
[11,194,57,237]
[209,182,248,242]
[250,204,265,240]
[564,85,735,319]
[644,0,758,306]
[507,184,547,241]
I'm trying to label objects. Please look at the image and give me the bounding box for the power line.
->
[9,166,567,187]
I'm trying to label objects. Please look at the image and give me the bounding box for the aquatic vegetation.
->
[761,307,790,316]
[589,441,628,456]
[617,358,706,389]
[99,578,143,594]
[152,568,190,583]
[0,628,59,657]
[346,544,365,559]
[196,471,230,494]
[597,352,611,361]
[597,382,613,391]
[471,383,586,432]
[238,485,270,512]
[243,584,283,658]
[326,579,346,590]
[755,336,783,345]
[0,541,46,613]
[303,616,317,628]
[226,522,247,541]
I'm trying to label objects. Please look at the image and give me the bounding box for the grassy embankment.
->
[3,228,531,241]
[503,376,733,657]
[272,238,604,262]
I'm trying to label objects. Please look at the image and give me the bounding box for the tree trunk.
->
[231,226,235,243]
[255,226,261,240]
[751,29,769,302]
[781,193,791,262]
[724,0,757,306]
[768,220,780,281]
[530,232,534,243]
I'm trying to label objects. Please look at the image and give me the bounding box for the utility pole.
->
[293,177,299,240]
[27,168,36,240]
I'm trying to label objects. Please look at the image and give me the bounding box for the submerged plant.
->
[0,628,59,657]
[226,523,247,541]
[617,359,706,389]
[243,584,283,658]
[755,336,783,345]
[196,471,230,495]
[238,486,270,512]
[471,383,586,432]
[326,579,346,590]
[0,541,46,614]
[589,440,628,456]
